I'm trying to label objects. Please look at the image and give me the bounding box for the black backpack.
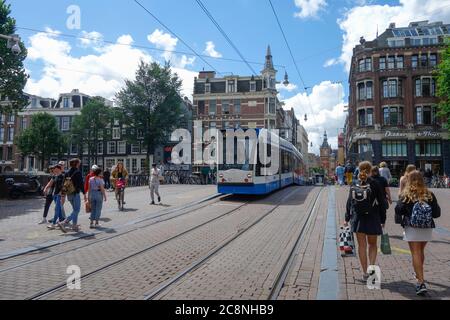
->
[351,183,375,215]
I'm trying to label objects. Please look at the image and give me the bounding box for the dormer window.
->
[269,76,275,89]
[227,80,235,93]
[31,98,37,108]
[250,81,256,92]
[205,83,211,94]
[63,97,70,108]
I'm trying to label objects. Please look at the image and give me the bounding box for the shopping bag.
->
[380,230,392,255]
[85,201,91,213]
[339,225,354,256]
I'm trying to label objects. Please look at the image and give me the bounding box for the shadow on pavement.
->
[390,234,450,245]
[383,280,450,300]
[0,197,47,221]
[219,186,315,207]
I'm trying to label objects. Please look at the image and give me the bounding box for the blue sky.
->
[7,0,450,152]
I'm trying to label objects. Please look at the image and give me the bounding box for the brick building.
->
[0,98,18,173]
[346,21,450,178]
[193,46,296,132]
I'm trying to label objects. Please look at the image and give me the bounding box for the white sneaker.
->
[47,224,56,230]
[38,218,47,225]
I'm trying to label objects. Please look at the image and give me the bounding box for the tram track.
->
[0,193,223,272]
[25,192,267,300]
[144,187,323,300]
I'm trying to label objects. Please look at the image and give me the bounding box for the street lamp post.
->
[0,33,22,65]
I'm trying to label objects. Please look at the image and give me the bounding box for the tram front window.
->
[219,164,254,171]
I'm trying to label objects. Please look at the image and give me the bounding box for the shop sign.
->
[417,131,441,138]
[385,131,407,138]
[354,132,368,139]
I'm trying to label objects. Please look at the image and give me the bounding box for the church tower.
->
[261,45,277,90]
[320,131,332,175]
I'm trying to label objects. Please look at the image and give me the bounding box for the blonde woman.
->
[379,162,392,184]
[395,171,441,295]
[399,165,416,195]
[344,161,385,282]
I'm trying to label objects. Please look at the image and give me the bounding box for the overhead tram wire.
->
[132,0,222,76]
[267,0,317,124]
[194,0,258,76]
[17,26,286,69]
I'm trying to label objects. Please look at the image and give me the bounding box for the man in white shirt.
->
[150,163,161,205]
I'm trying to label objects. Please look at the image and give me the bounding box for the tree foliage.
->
[71,97,112,167]
[16,112,67,170]
[115,61,184,166]
[436,37,450,132]
[0,0,28,114]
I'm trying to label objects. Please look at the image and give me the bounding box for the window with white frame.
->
[131,144,140,154]
[112,128,121,140]
[97,142,104,154]
[63,97,70,108]
[383,106,404,126]
[0,127,4,141]
[382,79,402,98]
[61,117,70,131]
[250,81,256,92]
[8,114,15,122]
[358,58,372,72]
[7,127,14,142]
[357,108,374,127]
[234,99,241,114]
[137,129,144,139]
[83,144,88,155]
[117,141,127,154]
[357,81,373,100]
[222,100,230,114]
[209,100,216,115]
[107,141,116,154]
[132,158,138,173]
[205,83,211,94]
[416,106,437,125]
[415,77,436,97]
[269,98,276,114]
[227,80,235,93]
[358,139,373,154]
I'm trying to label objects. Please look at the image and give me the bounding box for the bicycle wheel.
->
[120,190,125,211]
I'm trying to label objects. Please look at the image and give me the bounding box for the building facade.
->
[347,21,450,178]
[192,46,293,132]
[0,96,18,173]
[16,89,192,174]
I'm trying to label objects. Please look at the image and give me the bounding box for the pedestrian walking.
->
[46,165,66,231]
[87,166,107,229]
[395,171,441,295]
[344,161,386,282]
[39,166,55,224]
[84,165,98,194]
[57,161,67,220]
[399,165,416,195]
[379,162,392,185]
[103,168,111,190]
[150,163,161,205]
[60,159,87,232]
[111,162,129,203]
[345,161,354,185]
[335,163,345,186]
[371,166,392,211]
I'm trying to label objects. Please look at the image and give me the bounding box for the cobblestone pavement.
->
[336,186,450,300]
[1,183,448,300]
[37,186,311,300]
[0,185,217,256]
[156,187,322,300]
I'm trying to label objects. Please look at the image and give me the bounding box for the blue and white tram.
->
[217,129,304,195]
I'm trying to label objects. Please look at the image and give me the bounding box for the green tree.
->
[0,0,28,114]
[16,113,67,171]
[71,97,112,168]
[436,38,450,132]
[116,61,184,168]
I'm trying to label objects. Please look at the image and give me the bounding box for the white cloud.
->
[78,31,103,48]
[276,83,298,92]
[147,29,195,68]
[323,58,338,67]
[294,0,327,19]
[204,41,222,58]
[283,81,346,154]
[332,0,450,71]
[24,29,197,101]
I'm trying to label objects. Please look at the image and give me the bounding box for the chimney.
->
[389,22,396,29]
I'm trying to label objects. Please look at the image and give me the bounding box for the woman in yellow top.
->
[111,162,129,201]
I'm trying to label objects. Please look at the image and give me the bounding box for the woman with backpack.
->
[395,171,441,295]
[344,161,386,282]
